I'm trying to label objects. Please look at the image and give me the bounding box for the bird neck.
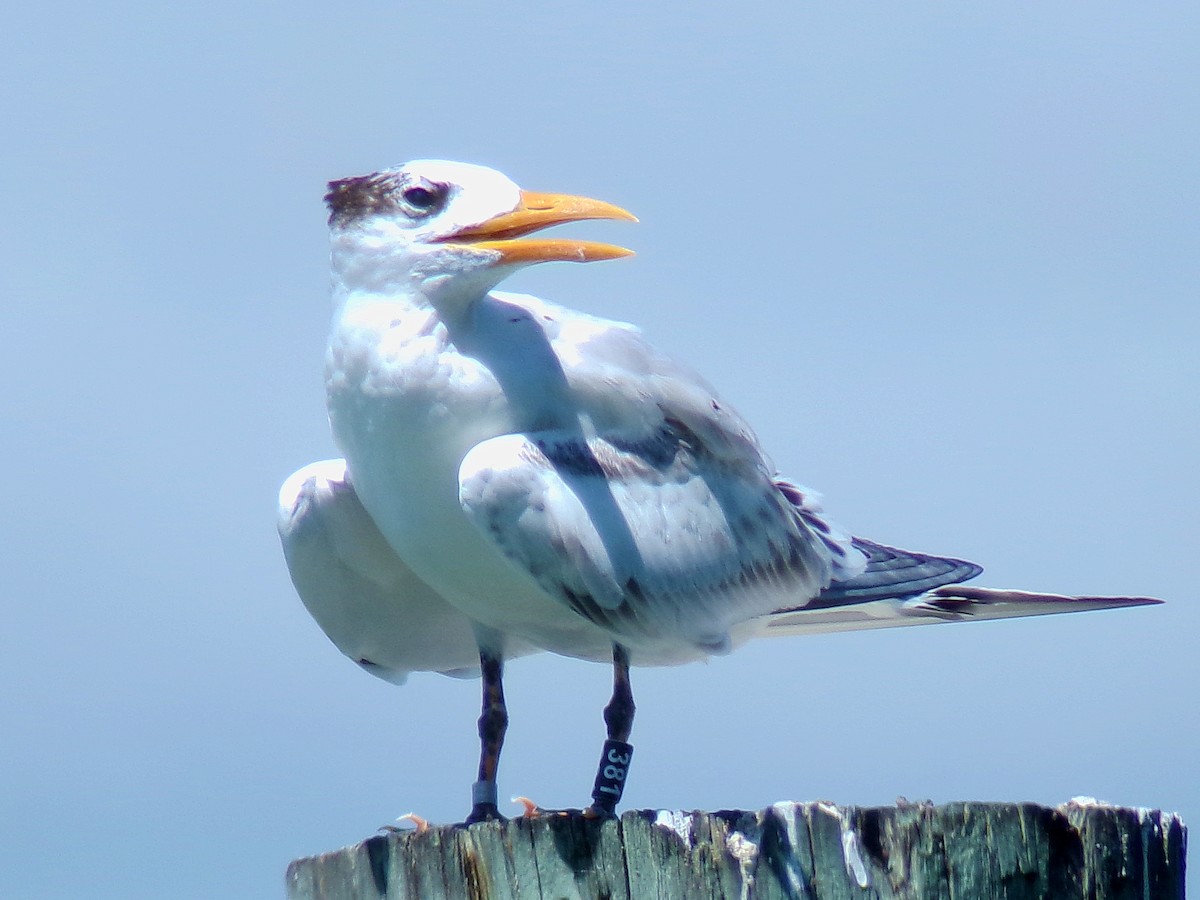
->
[330,231,514,326]
[330,231,424,301]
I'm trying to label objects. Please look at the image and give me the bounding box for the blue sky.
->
[2,2,1196,897]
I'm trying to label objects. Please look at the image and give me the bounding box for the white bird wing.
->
[278,460,537,683]
[454,303,873,657]
[455,297,1162,658]
[457,427,838,656]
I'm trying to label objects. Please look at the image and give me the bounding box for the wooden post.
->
[286,800,1185,899]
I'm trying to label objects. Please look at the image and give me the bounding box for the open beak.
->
[440,191,637,264]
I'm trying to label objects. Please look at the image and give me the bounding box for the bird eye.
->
[399,182,445,216]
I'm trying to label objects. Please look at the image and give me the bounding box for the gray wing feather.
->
[802,538,983,608]
[459,424,847,654]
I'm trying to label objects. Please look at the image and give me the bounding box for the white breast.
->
[325,296,619,660]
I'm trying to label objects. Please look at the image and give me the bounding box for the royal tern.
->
[288,159,1160,822]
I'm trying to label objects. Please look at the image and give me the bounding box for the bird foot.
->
[379,812,431,835]
[464,802,507,825]
[582,802,619,820]
[512,796,545,818]
[511,796,578,819]
[511,797,617,820]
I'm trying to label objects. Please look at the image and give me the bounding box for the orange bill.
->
[442,191,636,264]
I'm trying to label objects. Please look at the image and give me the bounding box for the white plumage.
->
[277,459,521,683]
[279,159,1160,820]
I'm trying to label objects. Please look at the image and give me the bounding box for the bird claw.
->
[512,796,544,818]
[381,812,430,834]
[510,796,574,818]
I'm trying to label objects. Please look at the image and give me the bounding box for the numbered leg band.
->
[590,739,634,813]
[472,779,498,807]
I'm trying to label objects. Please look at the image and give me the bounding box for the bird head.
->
[325,160,636,305]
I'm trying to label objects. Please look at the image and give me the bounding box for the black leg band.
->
[590,739,634,814]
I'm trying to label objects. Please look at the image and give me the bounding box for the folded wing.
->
[278,460,506,683]
[757,579,1161,639]
[458,425,861,657]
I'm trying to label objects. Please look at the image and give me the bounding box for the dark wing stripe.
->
[781,537,983,611]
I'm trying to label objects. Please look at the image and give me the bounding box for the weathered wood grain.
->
[286,800,1186,899]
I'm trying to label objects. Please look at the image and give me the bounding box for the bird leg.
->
[465,649,508,824]
[586,643,635,817]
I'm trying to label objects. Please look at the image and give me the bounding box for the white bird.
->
[287,159,1160,822]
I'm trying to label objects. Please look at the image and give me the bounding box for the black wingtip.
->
[1092,594,1164,607]
[931,586,1166,612]
[803,538,984,609]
